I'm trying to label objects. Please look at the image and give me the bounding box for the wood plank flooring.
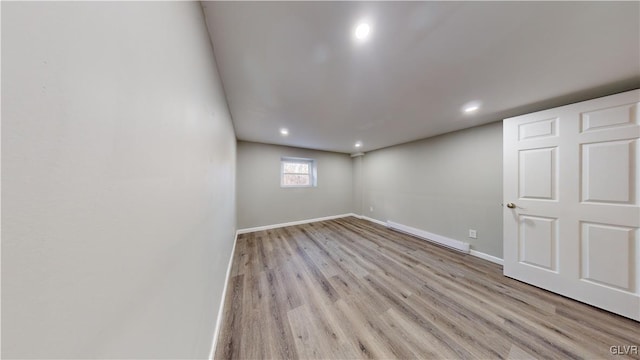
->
[215,217,640,359]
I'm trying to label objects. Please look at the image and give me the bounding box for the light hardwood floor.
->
[215,217,640,359]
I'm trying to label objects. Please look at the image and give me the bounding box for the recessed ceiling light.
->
[354,23,370,40]
[355,141,363,148]
[280,128,289,136]
[462,101,482,114]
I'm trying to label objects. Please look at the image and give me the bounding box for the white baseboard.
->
[208,230,239,360]
[355,216,504,265]
[469,249,504,265]
[350,213,388,227]
[236,213,354,234]
[387,220,470,253]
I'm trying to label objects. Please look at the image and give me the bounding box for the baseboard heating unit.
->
[386,221,470,253]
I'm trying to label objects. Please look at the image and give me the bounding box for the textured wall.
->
[2,2,236,358]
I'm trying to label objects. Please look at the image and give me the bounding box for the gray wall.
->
[237,141,352,229]
[352,155,364,215]
[360,122,503,258]
[2,2,236,359]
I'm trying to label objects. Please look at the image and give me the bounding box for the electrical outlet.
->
[469,229,477,239]
[369,206,374,212]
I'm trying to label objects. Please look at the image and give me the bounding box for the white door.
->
[504,89,640,321]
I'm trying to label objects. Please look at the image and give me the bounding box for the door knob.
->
[506,203,516,209]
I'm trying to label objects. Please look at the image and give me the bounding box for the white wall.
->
[2,2,236,358]
[360,122,503,257]
[236,141,352,229]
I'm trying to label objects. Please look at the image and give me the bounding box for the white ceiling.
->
[203,2,640,154]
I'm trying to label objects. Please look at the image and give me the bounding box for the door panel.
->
[504,89,640,321]
[519,147,557,200]
[581,140,634,204]
[581,103,638,132]
[519,117,558,140]
[580,222,635,291]
[519,215,558,271]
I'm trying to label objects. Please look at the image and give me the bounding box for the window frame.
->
[280,157,317,188]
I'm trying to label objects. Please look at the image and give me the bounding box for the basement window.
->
[281,157,317,187]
